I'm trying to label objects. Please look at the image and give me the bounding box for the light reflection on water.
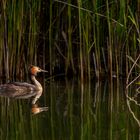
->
[0,79,139,139]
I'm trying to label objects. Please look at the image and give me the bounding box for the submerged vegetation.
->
[0,0,140,80]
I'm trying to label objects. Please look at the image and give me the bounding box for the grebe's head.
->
[29,65,48,76]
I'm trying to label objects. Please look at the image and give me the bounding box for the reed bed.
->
[0,0,139,80]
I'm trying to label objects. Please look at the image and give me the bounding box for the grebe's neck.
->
[31,75,42,91]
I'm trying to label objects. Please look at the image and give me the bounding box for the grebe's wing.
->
[11,82,36,90]
[0,82,36,91]
[11,82,35,87]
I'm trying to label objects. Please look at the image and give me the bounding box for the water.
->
[0,79,140,140]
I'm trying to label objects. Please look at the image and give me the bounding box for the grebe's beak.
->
[40,69,48,73]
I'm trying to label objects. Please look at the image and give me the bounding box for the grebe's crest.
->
[29,66,41,75]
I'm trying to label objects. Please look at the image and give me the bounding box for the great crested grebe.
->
[0,65,48,91]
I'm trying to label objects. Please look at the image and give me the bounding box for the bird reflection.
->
[0,89,42,103]
[0,89,49,114]
[31,104,49,115]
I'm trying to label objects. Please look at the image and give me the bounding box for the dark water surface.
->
[0,79,140,140]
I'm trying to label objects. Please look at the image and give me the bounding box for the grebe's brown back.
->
[0,66,48,91]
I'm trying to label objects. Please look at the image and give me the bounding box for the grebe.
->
[0,66,48,91]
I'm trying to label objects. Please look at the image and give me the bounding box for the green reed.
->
[67,0,75,74]
[77,0,84,82]
[0,0,139,80]
[93,0,101,78]
[82,12,91,80]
